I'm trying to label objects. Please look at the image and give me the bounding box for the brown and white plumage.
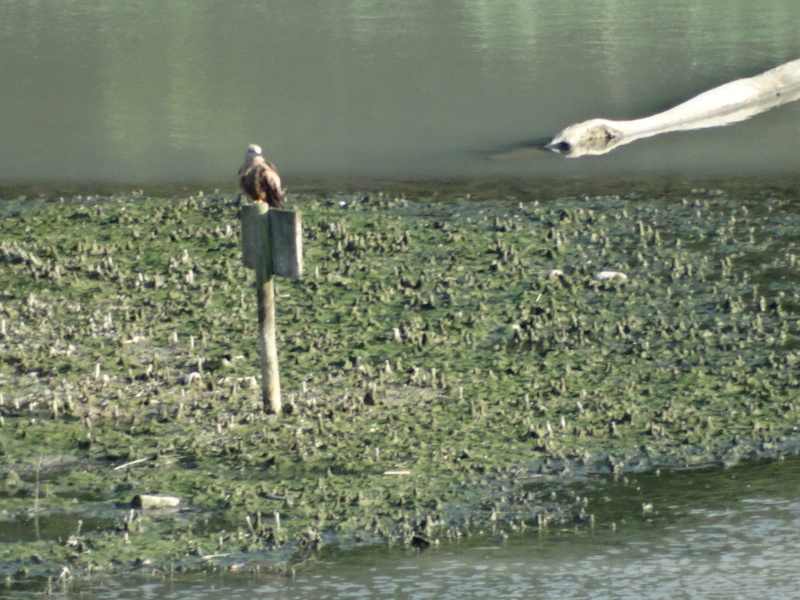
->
[237,144,285,208]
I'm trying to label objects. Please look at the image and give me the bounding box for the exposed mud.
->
[2,182,800,588]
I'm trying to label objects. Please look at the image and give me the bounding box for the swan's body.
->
[546,58,800,157]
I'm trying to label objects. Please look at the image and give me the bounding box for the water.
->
[14,459,800,599]
[1,1,799,188]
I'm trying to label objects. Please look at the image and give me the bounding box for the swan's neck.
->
[613,58,800,141]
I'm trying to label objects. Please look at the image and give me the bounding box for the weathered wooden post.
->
[241,203,303,414]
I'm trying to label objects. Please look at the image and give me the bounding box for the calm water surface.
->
[1,1,799,187]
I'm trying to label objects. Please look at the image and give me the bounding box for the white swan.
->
[546,58,800,157]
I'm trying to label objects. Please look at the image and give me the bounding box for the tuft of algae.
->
[1,185,800,582]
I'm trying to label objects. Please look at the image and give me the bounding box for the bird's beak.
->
[544,140,572,155]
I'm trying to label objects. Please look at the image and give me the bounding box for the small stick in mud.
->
[113,457,153,471]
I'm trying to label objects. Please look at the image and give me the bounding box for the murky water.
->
[1,1,799,187]
[10,459,800,599]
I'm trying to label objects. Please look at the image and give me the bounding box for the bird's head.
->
[245,144,263,159]
[545,119,622,157]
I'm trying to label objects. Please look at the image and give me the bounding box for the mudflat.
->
[2,181,800,580]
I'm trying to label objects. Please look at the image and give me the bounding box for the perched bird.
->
[237,144,285,208]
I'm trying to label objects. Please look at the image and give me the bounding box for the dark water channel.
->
[13,458,800,599]
[1,1,800,187]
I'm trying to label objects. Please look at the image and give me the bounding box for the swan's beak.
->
[544,140,572,155]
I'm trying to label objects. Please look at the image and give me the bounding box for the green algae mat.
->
[1,185,800,580]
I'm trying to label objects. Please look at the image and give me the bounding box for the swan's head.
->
[545,119,623,157]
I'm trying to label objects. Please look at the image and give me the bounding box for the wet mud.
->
[1,182,800,587]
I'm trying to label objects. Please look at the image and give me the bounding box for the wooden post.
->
[241,203,303,415]
[256,267,281,414]
[241,204,280,413]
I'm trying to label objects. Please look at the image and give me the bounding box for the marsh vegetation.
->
[2,184,800,584]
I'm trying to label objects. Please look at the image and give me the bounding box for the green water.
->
[0,1,799,185]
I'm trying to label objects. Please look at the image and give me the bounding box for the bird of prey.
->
[237,144,285,208]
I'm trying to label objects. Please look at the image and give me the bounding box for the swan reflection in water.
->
[543,57,800,157]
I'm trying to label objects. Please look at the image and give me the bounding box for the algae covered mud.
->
[2,182,800,587]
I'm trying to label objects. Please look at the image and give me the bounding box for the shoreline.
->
[2,172,800,203]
